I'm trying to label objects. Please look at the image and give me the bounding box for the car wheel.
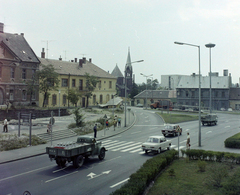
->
[173,132,176,137]
[74,155,84,168]
[167,147,170,150]
[98,148,105,160]
[145,150,148,154]
[158,148,161,154]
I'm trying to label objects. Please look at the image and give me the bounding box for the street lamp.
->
[124,60,144,127]
[58,90,61,117]
[140,73,153,109]
[205,43,215,113]
[174,41,202,147]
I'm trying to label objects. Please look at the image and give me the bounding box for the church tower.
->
[125,47,133,97]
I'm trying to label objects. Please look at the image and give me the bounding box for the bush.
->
[197,160,207,172]
[222,168,240,194]
[72,108,85,127]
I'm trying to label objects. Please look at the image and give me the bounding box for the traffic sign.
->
[176,125,181,132]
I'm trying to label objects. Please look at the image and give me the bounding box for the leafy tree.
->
[73,107,85,127]
[67,88,81,107]
[84,73,99,108]
[129,82,139,99]
[36,64,60,107]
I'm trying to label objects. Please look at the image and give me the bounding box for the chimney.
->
[79,59,83,67]
[41,48,45,58]
[71,60,74,62]
[223,69,228,76]
[21,33,24,36]
[89,58,92,63]
[0,23,3,33]
[83,57,86,64]
[59,55,62,61]
[75,58,77,63]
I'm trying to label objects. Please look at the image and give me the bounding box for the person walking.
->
[186,132,190,149]
[93,124,97,138]
[113,119,117,131]
[118,118,121,127]
[3,119,8,132]
[106,120,109,130]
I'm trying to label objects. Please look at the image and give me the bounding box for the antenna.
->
[41,40,55,59]
[63,50,68,61]
[79,53,88,57]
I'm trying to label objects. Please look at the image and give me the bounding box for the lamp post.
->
[140,73,153,109]
[205,43,215,113]
[174,41,202,147]
[124,60,144,127]
[58,90,61,117]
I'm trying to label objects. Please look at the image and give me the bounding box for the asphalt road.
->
[1,108,240,195]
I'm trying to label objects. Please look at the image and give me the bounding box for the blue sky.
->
[1,0,240,84]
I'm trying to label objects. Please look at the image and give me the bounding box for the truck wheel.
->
[98,148,105,160]
[60,160,66,167]
[74,155,84,168]
[56,158,61,166]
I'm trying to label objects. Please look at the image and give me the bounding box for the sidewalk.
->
[0,110,136,164]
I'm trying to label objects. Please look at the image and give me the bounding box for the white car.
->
[141,135,171,154]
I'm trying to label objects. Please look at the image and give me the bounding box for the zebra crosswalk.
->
[102,140,187,154]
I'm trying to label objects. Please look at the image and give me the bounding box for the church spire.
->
[125,47,132,71]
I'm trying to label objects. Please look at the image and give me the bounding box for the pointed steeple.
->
[125,47,132,71]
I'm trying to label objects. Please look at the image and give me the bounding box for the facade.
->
[0,23,40,107]
[177,72,231,110]
[39,55,117,108]
[161,75,184,90]
[229,88,240,110]
[134,90,176,107]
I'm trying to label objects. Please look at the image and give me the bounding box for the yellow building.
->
[38,57,117,108]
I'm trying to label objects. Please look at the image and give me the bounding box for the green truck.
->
[46,136,107,168]
[201,113,218,126]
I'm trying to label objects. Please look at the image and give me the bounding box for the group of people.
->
[93,117,122,138]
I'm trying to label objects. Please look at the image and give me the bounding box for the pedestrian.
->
[3,119,8,132]
[118,118,121,127]
[186,132,190,149]
[47,123,52,134]
[93,124,97,138]
[106,120,109,130]
[113,119,117,131]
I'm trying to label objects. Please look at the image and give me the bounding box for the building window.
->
[31,91,36,100]
[52,94,57,105]
[72,79,76,87]
[100,95,103,104]
[63,94,67,105]
[93,95,96,105]
[11,68,15,79]
[9,90,14,100]
[79,79,83,90]
[22,90,27,100]
[62,79,68,87]
[98,81,101,89]
[47,78,54,86]
[222,91,225,98]
[186,91,189,97]
[22,69,26,79]
[32,69,36,79]
[109,81,112,89]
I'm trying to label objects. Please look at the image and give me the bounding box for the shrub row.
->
[225,135,240,148]
[110,150,178,195]
[182,149,240,163]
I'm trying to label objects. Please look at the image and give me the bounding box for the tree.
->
[67,88,81,107]
[129,82,139,99]
[36,64,60,107]
[84,73,99,108]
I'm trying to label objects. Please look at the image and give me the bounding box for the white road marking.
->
[121,145,141,152]
[110,178,130,188]
[107,142,132,150]
[99,156,121,165]
[131,131,141,134]
[180,140,187,144]
[206,131,212,134]
[112,142,141,151]
[0,165,53,182]
[134,125,164,127]
[130,148,142,153]
[185,129,190,131]
[45,171,78,183]
[225,126,230,128]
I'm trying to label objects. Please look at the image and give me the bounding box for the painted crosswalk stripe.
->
[121,145,142,152]
[112,142,141,151]
[107,142,133,150]
[130,148,142,153]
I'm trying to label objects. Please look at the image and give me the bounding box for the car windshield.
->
[147,138,159,143]
[164,125,174,130]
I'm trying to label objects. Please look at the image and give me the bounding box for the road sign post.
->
[176,125,181,158]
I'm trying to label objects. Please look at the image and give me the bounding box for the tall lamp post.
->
[58,90,61,117]
[124,60,144,127]
[174,41,202,147]
[140,73,153,109]
[205,43,215,113]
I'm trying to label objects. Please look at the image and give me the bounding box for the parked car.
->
[141,135,171,154]
[161,124,182,137]
[136,103,143,107]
